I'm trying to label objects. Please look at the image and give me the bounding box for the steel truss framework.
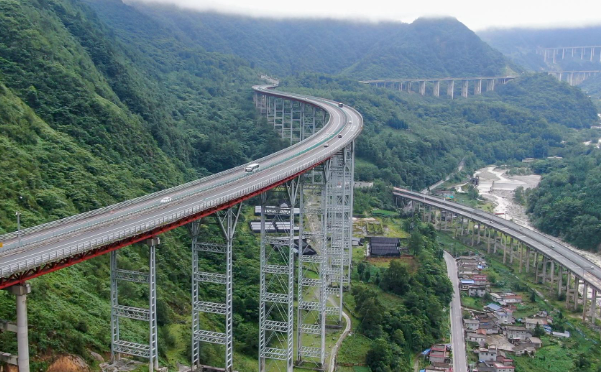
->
[259,180,300,372]
[296,165,328,368]
[190,205,242,372]
[110,238,159,372]
[254,94,328,144]
[255,90,356,370]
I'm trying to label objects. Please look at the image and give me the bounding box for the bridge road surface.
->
[393,188,601,294]
[0,85,363,288]
[444,251,467,372]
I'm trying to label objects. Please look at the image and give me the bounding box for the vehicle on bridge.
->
[245,163,260,172]
[338,102,344,108]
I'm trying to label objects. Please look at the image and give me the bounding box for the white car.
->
[160,197,172,203]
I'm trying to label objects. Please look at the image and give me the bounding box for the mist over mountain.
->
[479,26,601,71]
[110,1,517,79]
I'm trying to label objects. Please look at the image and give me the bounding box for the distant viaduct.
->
[362,70,601,98]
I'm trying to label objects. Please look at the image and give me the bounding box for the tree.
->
[408,230,423,255]
[380,260,411,296]
[533,323,544,337]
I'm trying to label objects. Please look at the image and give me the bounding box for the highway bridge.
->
[0,82,363,372]
[361,76,517,98]
[393,188,601,325]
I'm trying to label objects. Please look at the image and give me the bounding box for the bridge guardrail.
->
[0,86,327,249]
[0,88,362,278]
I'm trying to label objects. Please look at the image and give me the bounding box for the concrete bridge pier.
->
[557,266,564,297]
[493,231,498,254]
[419,81,426,96]
[518,243,523,273]
[525,247,530,273]
[433,81,440,97]
[502,235,507,263]
[1,283,31,372]
[486,79,495,92]
[591,289,597,324]
[447,80,454,99]
[509,238,514,264]
[583,282,589,321]
[474,80,482,95]
[565,273,572,307]
[541,256,548,283]
[461,81,469,98]
[573,276,580,311]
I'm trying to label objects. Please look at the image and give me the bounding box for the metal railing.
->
[0,87,363,278]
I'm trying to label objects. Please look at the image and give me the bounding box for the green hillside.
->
[121,2,516,79]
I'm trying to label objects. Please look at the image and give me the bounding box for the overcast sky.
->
[129,0,601,30]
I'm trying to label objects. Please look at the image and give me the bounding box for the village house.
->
[460,279,475,290]
[504,326,531,340]
[469,285,488,297]
[524,318,547,330]
[492,362,515,372]
[493,308,514,325]
[472,274,488,285]
[477,346,498,362]
[429,350,450,364]
[467,332,487,344]
[464,319,480,331]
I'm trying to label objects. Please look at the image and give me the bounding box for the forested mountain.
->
[1,0,600,370]
[281,73,597,188]
[479,26,601,71]
[119,1,516,79]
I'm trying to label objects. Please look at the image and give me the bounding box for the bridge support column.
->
[462,81,469,98]
[534,253,539,282]
[582,282,588,322]
[110,238,159,372]
[502,235,507,263]
[419,81,426,96]
[474,79,482,95]
[558,266,563,297]
[191,205,241,372]
[591,289,597,325]
[447,81,454,99]
[433,81,440,97]
[525,247,530,273]
[486,79,495,92]
[477,223,481,244]
[3,283,31,372]
[296,166,327,368]
[550,260,555,286]
[519,243,523,273]
[542,256,547,284]
[470,221,475,247]
[487,229,491,253]
[566,273,572,307]
[509,238,514,264]
[573,276,580,311]
[493,231,497,254]
[259,178,300,372]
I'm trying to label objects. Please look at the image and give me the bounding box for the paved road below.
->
[328,298,351,372]
[444,252,467,372]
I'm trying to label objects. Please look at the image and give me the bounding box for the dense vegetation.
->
[527,148,601,251]
[280,73,597,192]
[479,26,601,72]
[349,219,452,372]
[122,2,515,79]
[1,0,600,370]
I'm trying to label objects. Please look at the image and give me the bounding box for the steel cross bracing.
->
[324,150,349,321]
[190,205,241,372]
[259,179,299,372]
[110,238,159,372]
[295,165,328,368]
